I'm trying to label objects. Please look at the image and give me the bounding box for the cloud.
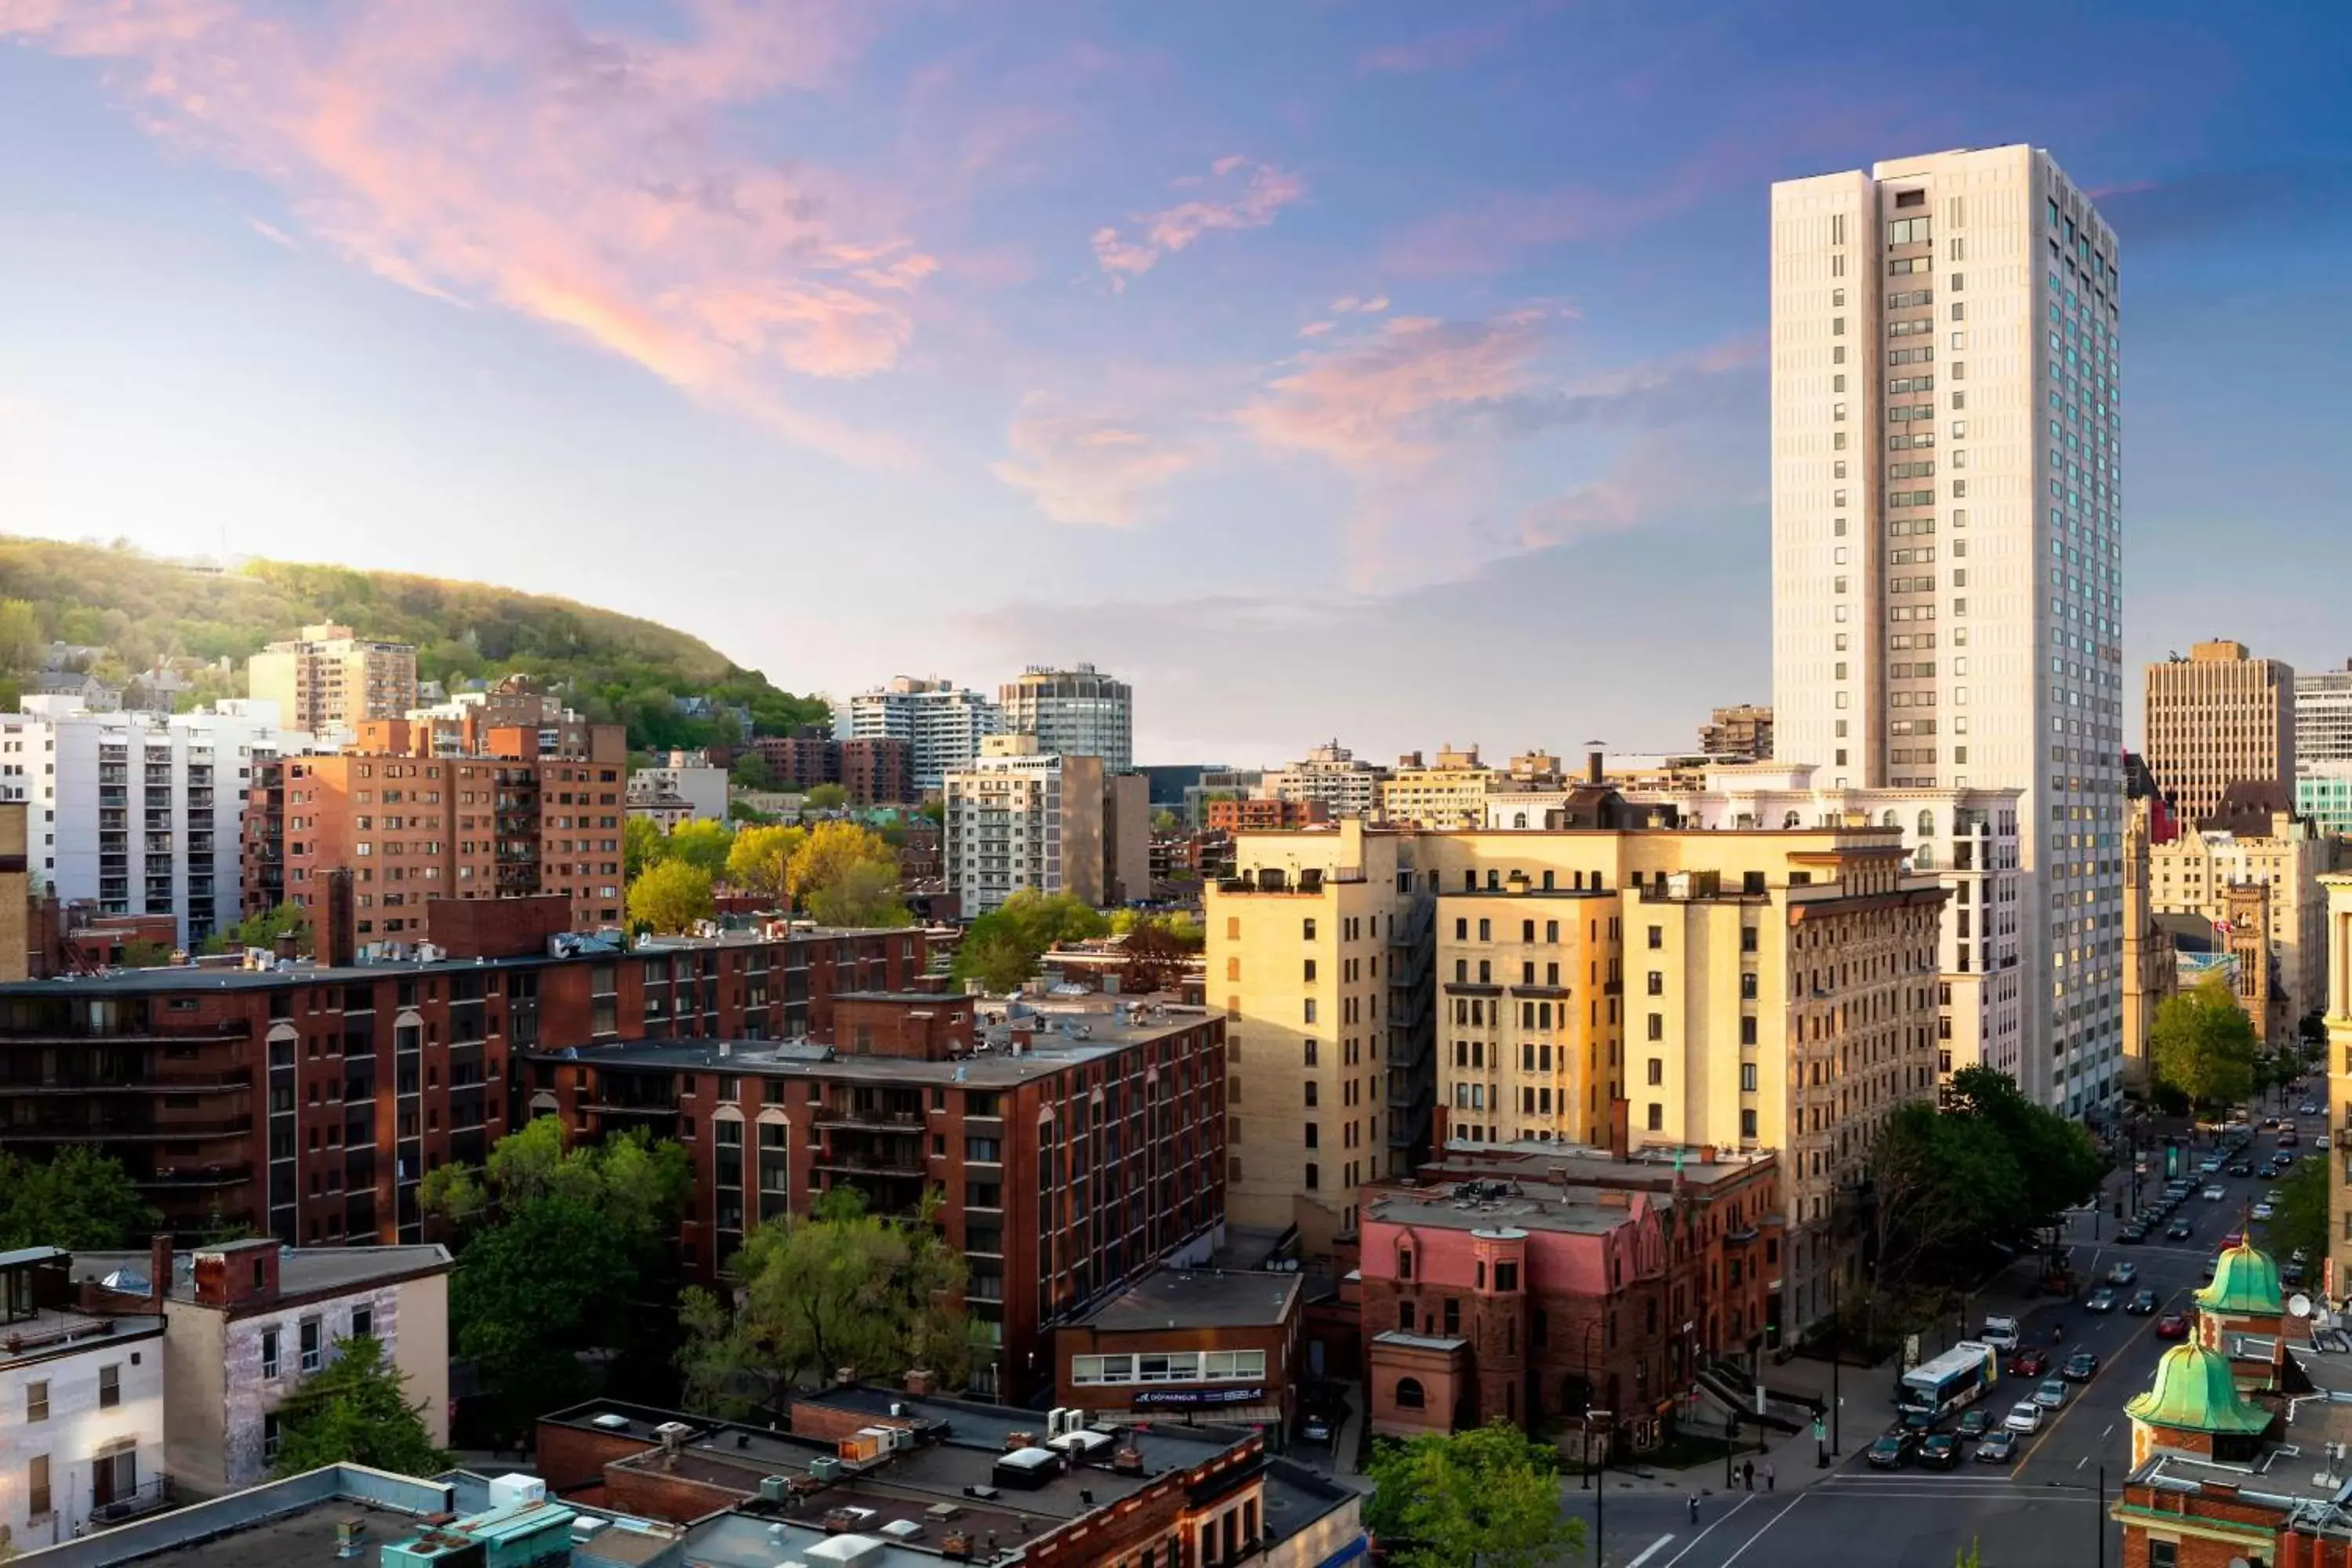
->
[1518,426,1763,551]
[1483,335,1763,436]
[1093,158,1305,288]
[1357,17,1519,75]
[0,0,935,460]
[1236,310,1552,470]
[1383,176,1711,277]
[989,397,1197,528]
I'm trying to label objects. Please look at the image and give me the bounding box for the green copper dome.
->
[2125,1342,2273,1436]
[2194,1240,2285,1316]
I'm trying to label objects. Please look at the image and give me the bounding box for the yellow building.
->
[2150,806,2336,1026]
[1377,746,1497,829]
[1209,813,1946,1333]
[2325,874,2352,1301]
[245,622,419,738]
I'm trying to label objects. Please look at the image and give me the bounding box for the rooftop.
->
[71,1244,451,1306]
[0,1305,164,1368]
[2130,1391,2352,1530]
[13,1465,458,1568]
[1364,1189,1640,1238]
[1421,1139,1778,1192]
[1070,1267,1302,1334]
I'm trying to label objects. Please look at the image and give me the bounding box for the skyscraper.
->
[835,677,1003,793]
[246,622,418,739]
[1770,145,2125,1114]
[998,663,1134,775]
[2144,640,2293,823]
[2295,662,2352,772]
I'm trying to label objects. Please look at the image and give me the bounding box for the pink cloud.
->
[1236,310,1550,469]
[1519,428,1762,550]
[0,0,933,459]
[1092,158,1305,289]
[990,397,1196,528]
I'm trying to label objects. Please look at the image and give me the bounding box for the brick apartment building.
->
[0,898,920,1247]
[840,735,915,805]
[523,993,1227,1403]
[1206,797,1328,833]
[751,733,838,791]
[241,715,633,943]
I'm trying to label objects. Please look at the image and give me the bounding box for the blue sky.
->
[2,0,2347,763]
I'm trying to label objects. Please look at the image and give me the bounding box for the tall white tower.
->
[1769,145,2125,1114]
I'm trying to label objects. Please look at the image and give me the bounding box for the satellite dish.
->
[2291,1294,2315,1319]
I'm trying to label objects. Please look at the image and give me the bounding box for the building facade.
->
[2148,806,2335,1025]
[246,624,418,739]
[2297,764,2352,839]
[2299,662,2352,775]
[750,733,840,791]
[1698,705,1775,760]
[2326,875,2352,1304]
[524,993,1226,1403]
[998,664,1134,776]
[2122,799,2179,1095]
[2146,641,2295,825]
[1207,798,1329,833]
[1378,747,1498,829]
[837,678,1004,794]
[838,737,915,806]
[1058,1267,1302,1432]
[942,742,1107,918]
[0,1248,166,1544]
[0,699,312,949]
[1255,743,1383,823]
[1770,144,2125,1115]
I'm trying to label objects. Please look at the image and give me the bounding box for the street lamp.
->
[1585,1408,1613,1566]
[1578,1320,1603,1490]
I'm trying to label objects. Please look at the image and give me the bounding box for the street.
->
[1549,1107,2321,1566]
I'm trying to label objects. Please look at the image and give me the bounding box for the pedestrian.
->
[1766,1461,1776,1491]
[1689,1494,1700,1524]
[1743,1458,1755,1492]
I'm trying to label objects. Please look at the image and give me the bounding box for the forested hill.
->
[0,536,828,748]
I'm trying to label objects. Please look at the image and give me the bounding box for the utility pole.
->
[1588,1409,1611,1566]
[1831,1267,1842,1458]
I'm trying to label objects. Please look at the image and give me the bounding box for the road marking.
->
[1624,1537,1675,1568]
[2103,1424,2115,1438]
[2077,1456,2089,1470]
[1657,1496,1753,1568]
[2015,1285,2176,1477]
[1718,1495,1806,1566]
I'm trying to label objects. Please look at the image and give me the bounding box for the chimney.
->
[1608,1097,1630,1161]
[148,1233,172,1312]
[321,867,358,968]
[904,1368,938,1397]
[1587,750,1605,785]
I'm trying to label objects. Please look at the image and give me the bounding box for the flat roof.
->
[0,1307,163,1369]
[1072,1268,1302,1334]
[71,1244,451,1305]
[1424,1141,1777,1190]
[1366,1191,1635,1238]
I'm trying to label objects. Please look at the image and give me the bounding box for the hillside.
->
[0,536,829,749]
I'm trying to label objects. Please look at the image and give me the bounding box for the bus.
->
[1899,1341,1999,1419]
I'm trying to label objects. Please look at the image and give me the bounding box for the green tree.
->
[2262,1156,2327,1269]
[729,752,774,790]
[1149,807,1180,833]
[202,901,310,957]
[952,929,1039,993]
[806,857,912,928]
[949,889,1108,989]
[2152,977,2260,1113]
[0,1148,160,1249]
[788,821,909,925]
[1869,1101,2030,1290]
[677,1189,967,1419]
[1943,1065,2104,1224]
[726,823,805,906]
[0,598,43,671]
[628,859,716,934]
[622,815,667,881]
[804,782,849,812]
[666,818,735,880]
[1363,1422,1581,1568]
[270,1335,449,1478]
[118,939,176,969]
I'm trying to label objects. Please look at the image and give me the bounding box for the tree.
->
[202,901,309,956]
[2262,1156,2326,1269]
[952,929,1038,993]
[270,1335,449,1479]
[0,598,42,672]
[789,821,909,926]
[623,815,667,881]
[1120,919,1193,994]
[0,1148,160,1249]
[1363,1422,1581,1568]
[726,823,805,907]
[1943,1065,2104,1225]
[949,889,1108,989]
[677,1188,967,1419]
[118,939,176,969]
[1149,808,1180,833]
[729,752,775,790]
[629,859,715,933]
[2152,977,2260,1113]
[804,782,848,812]
[1869,1102,2029,1290]
[666,818,735,880]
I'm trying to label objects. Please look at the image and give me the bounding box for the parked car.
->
[2156,1313,2190,1340]
[1301,1414,1332,1444]
[1869,1432,1917,1469]
[1957,1407,1991,1439]
[2128,1287,2159,1315]
[2203,1184,2228,1200]
[2085,1287,2118,1313]
[2229,1162,2255,1178]
[2034,1379,2069,1409]
[1980,1316,2020,1351]
[2108,1262,2139,1287]
[2004,1402,2045,1433]
[2009,1348,2051,1377]
[1921,1434,1962,1470]
[2301,1102,2321,1116]
[2167,1219,2194,1240]
[1976,1430,2020,1463]
[2253,1201,2276,1221]
[2063,1352,2100,1382]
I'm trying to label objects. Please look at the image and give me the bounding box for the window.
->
[1302,918,1316,941]
[1740,1017,1758,1046]
[263,1414,282,1463]
[1646,925,1663,950]
[1646,971,1664,996]
[1305,1162,1319,1191]
[1646,1058,1663,1086]
[1740,1063,1758,1092]
[1646,1013,1663,1041]
[350,1305,374,1341]
[28,1454,49,1518]
[300,1318,323,1373]
[25,1380,47,1422]
[1741,1109,1759,1139]
[2146,1543,2176,1568]
[261,1328,281,1378]
[1398,1247,1414,1281]
[1646,1102,1664,1131]
[1494,1261,1518,1292]
[1739,973,1759,1000]
[1395,1377,1426,1410]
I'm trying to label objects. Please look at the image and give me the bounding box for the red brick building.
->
[1206,797,1328,833]
[752,733,839,791]
[241,716,633,942]
[840,736,916,806]
[0,909,920,1247]
[1058,1265,1303,1432]
[523,995,1227,1402]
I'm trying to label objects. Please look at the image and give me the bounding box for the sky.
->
[2,0,2348,766]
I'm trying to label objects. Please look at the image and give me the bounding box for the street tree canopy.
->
[2151,976,2259,1112]
[1363,1422,1582,1568]
[629,858,715,933]
[270,1335,449,1479]
[665,818,735,879]
[0,1147,160,1250]
[949,890,1108,991]
[787,821,909,927]
[726,822,804,907]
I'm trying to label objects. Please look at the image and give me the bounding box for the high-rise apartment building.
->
[837,736,914,806]
[1771,144,2125,1114]
[0,697,313,948]
[1699,705,1775,759]
[942,739,1107,917]
[1263,743,1388,821]
[247,623,419,739]
[836,677,1003,794]
[997,663,1133,775]
[2296,662,2352,775]
[2145,641,2294,823]
[1209,814,1947,1333]
[1378,746,1497,829]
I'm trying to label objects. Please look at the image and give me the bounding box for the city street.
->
[1549,1108,2322,1566]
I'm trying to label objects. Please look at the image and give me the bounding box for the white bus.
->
[1900,1341,1999,1419]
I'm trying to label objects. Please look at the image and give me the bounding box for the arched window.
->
[1918,809,1935,837]
[1513,812,1528,829]
[1881,810,1898,829]
[1395,1377,1426,1410]
[1782,810,1801,829]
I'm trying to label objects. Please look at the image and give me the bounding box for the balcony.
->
[815,1104,927,1131]
[0,1115,251,1141]
[140,1163,252,1189]
[0,1071,245,1094]
[0,1018,249,1045]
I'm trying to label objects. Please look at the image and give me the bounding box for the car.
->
[2004,1402,2045,1433]
[1976,1430,2020,1463]
[2284,1262,2308,1287]
[2204,1185,2228,1200]
[2063,1352,2100,1382]
[1980,1316,2020,1351]
[2223,1231,2246,1249]
[2279,1131,2301,1149]
[2253,1201,2276,1221]
[2128,1287,2159,1315]
[2276,1150,2298,1165]
[1897,1406,1942,1435]
[2115,1225,2145,1246]
[1301,1414,1332,1443]
[2199,1157,2223,1174]
[2108,1262,2139,1287]
[1920,1434,1962,1470]
[2203,1254,2221,1281]
[2167,1218,2194,1240]
[2301,1102,2321,1116]
[2321,1136,2334,1152]
[2259,1163,2281,1180]
[2034,1378,2069,1409]
[1868,1432,1916,1469]
[2230,1162,2255,1178]
[2085,1287,2118,1313]
[1956,1407,1991,1439]
[2009,1348,2050,1377]
[2156,1313,2190,1340]
[2265,1116,2281,1128]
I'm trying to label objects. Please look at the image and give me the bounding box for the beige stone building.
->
[1208,812,1946,1334]
[2144,641,2295,826]
[1377,746,1497,829]
[2121,799,2179,1094]
[2148,803,2336,1028]
[0,800,26,981]
[245,622,418,739]
[942,736,1141,917]
[1700,705,1775,760]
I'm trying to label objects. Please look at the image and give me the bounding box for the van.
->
[1980,1316,2020,1351]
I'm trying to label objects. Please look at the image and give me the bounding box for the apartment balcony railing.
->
[0,1116,250,1141]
